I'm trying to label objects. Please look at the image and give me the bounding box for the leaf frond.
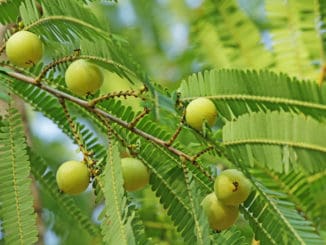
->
[265,0,322,79]
[241,167,325,245]
[0,0,23,23]
[178,69,326,120]
[223,111,326,173]
[192,0,273,69]
[0,100,38,244]
[98,142,135,245]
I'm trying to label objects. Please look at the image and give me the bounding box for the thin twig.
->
[165,110,185,146]
[128,107,150,128]
[35,50,80,84]
[191,145,214,162]
[89,90,138,107]
[59,98,95,166]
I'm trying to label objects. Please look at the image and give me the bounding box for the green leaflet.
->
[192,0,273,69]
[308,172,326,228]
[19,0,41,25]
[265,0,321,80]
[211,227,248,245]
[241,168,325,245]
[0,0,23,24]
[223,111,326,173]
[80,39,146,84]
[178,69,326,120]
[99,142,135,245]
[272,169,321,226]
[0,101,38,245]
[17,0,123,57]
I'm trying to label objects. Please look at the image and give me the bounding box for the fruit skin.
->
[65,59,103,96]
[6,31,43,67]
[201,192,239,231]
[185,97,217,131]
[121,157,149,192]
[214,169,252,206]
[56,160,90,195]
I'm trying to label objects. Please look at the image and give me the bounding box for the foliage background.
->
[0,0,325,244]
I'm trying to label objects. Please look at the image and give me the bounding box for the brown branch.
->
[2,69,213,180]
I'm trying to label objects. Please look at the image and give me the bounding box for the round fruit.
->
[65,59,103,96]
[214,169,252,206]
[6,30,43,67]
[201,192,239,231]
[121,157,149,192]
[185,97,217,131]
[56,160,90,195]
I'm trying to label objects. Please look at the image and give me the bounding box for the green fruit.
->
[121,157,149,192]
[56,160,90,195]
[6,30,43,67]
[65,59,103,96]
[185,97,217,131]
[214,169,252,206]
[201,192,239,231]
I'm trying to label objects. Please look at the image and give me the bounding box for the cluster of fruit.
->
[185,98,252,231]
[56,158,150,195]
[202,169,252,231]
[6,31,251,232]
[6,31,151,193]
[6,30,103,96]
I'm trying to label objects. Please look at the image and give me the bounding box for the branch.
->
[1,68,213,180]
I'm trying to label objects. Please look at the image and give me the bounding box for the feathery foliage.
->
[223,111,326,173]
[0,0,325,244]
[265,0,321,79]
[99,142,136,245]
[241,167,324,245]
[0,0,23,24]
[193,0,273,69]
[178,69,326,120]
[0,100,38,245]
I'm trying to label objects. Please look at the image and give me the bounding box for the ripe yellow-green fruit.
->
[201,192,239,231]
[121,157,149,192]
[214,169,252,206]
[6,30,43,67]
[65,59,103,96]
[185,97,217,131]
[56,160,90,195]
